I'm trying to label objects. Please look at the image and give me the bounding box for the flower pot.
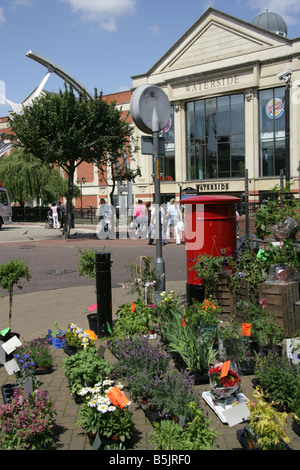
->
[62,343,78,356]
[210,384,239,408]
[87,313,98,335]
[292,418,300,437]
[1,383,18,404]
[34,366,53,375]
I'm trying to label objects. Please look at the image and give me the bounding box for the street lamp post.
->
[277,69,292,182]
[76,177,86,217]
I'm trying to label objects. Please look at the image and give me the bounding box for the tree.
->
[8,84,138,237]
[0,259,31,329]
[0,148,75,206]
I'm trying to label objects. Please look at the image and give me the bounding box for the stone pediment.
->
[148,9,289,75]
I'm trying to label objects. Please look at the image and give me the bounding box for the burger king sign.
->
[265,98,284,119]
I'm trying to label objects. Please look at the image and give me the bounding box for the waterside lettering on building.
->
[185,75,239,92]
[198,183,229,191]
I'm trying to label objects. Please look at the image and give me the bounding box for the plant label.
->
[220,360,230,378]
[242,323,251,336]
[2,336,22,355]
[24,378,33,399]
[106,386,130,409]
[4,358,20,375]
[222,402,250,427]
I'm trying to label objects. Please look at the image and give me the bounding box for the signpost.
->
[130,85,170,302]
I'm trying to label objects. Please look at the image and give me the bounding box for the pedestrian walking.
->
[51,202,59,229]
[59,201,66,228]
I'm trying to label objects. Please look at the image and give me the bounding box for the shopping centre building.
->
[1,8,300,209]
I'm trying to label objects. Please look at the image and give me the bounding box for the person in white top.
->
[167,198,183,244]
[51,202,59,229]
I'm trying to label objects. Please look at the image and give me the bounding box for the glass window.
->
[259,87,285,176]
[186,94,245,180]
[160,105,175,181]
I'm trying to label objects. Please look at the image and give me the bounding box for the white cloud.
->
[149,25,159,35]
[61,0,137,31]
[0,8,5,25]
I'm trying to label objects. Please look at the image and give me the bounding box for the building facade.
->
[129,8,300,206]
[1,8,300,209]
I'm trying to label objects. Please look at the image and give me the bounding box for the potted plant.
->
[124,256,158,304]
[63,347,113,401]
[160,311,217,383]
[109,299,158,343]
[254,350,299,411]
[148,401,218,450]
[0,388,56,450]
[254,182,300,240]
[145,368,199,423]
[291,375,300,436]
[20,337,53,373]
[238,299,285,354]
[208,362,241,408]
[0,258,31,330]
[13,348,40,390]
[111,335,170,386]
[77,379,134,444]
[240,388,291,450]
[184,297,220,343]
[217,316,257,374]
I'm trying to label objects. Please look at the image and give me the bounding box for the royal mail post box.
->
[180,195,241,304]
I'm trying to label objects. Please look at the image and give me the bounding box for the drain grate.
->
[42,269,76,275]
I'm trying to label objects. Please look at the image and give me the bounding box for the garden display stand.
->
[202,391,249,426]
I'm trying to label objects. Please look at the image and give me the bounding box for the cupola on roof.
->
[252,10,288,37]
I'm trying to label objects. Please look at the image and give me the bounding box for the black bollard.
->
[96,252,112,337]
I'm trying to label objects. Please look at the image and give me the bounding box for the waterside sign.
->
[198,182,230,191]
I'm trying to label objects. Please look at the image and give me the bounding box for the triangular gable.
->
[147,8,290,75]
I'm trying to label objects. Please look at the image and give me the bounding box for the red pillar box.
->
[180,195,241,304]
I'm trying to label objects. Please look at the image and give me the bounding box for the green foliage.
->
[148,402,218,450]
[77,380,134,442]
[76,247,98,279]
[0,148,68,206]
[0,389,56,450]
[0,258,31,328]
[157,290,182,324]
[247,388,291,450]
[110,299,157,343]
[63,347,113,395]
[161,311,217,371]
[9,84,137,237]
[254,182,300,240]
[239,300,285,349]
[146,369,199,421]
[125,256,158,304]
[254,350,300,408]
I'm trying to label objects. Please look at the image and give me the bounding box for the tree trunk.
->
[9,288,13,330]
[62,167,75,239]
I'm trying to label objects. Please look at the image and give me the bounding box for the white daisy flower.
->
[103,379,113,385]
[108,406,116,412]
[97,404,108,413]
[88,399,97,407]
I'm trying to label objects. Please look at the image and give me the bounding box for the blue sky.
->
[1,0,300,117]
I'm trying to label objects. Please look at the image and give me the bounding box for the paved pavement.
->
[0,223,299,452]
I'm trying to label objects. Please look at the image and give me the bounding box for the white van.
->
[0,187,12,229]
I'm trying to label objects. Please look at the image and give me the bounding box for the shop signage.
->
[185,75,239,93]
[265,98,284,119]
[198,182,230,191]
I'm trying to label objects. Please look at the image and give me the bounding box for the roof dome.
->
[252,11,288,37]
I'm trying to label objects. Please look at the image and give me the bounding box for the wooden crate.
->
[258,281,300,336]
[206,277,236,321]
